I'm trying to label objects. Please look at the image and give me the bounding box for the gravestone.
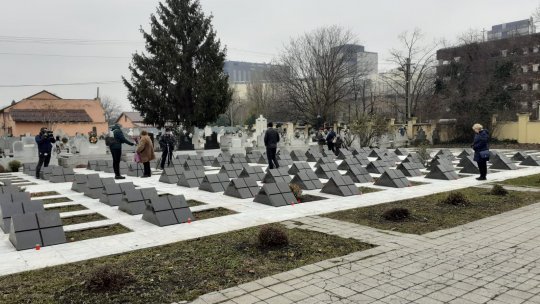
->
[118,188,159,215]
[394,148,409,156]
[84,176,115,199]
[71,173,97,192]
[224,177,260,199]
[253,183,296,207]
[219,164,246,178]
[9,211,66,250]
[49,167,75,183]
[396,162,423,177]
[336,149,353,160]
[338,156,366,170]
[305,150,324,162]
[315,157,336,168]
[238,166,266,181]
[177,170,205,188]
[291,170,323,190]
[314,163,341,180]
[458,149,474,159]
[201,155,216,166]
[178,132,195,151]
[366,160,389,174]
[512,151,528,162]
[428,158,454,171]
[212,155,231,167]
[425,163,459,180]
[199,173,230,192]
[87,160,98,170]
[204,132,220,150]
[231,153,248,165]
[435,149,455,161]
[345,164,374,183]
[175,155,190,164]
[99,182,136,206]
[376,155,396,167]
[142,195,194,226]
[262,168,292,184]
[368,148,386,158]
[184,159,205,171]
[403,153,425,166]
[159,167,181,184]
[0,198,43,233]
[459,158,480,174]
[277,152,293,166]
[246,151,263,163]
[288,162,312,175]
[520,155,540,166]
[257,154,269,165]
[490,154,518,170]
[290,150,308,162]
[321,176,360,196]
[384,151,401,163]
[375,169,411,188]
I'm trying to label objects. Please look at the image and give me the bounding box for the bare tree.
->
[349,113,391,147]
[100,96,123,125]
[269,26,369,124]
[534,3,540,25]
[456,28,485,45]
[380,28,438,121]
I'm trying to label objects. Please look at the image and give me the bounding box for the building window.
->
[522,84,528,91]
[523,47,529,55]
[534,46,539,53]
[533,83,539,91]
[522,65,529,73]
[533,64,539,72]
[454,57,461,62]
[501,50,508,57]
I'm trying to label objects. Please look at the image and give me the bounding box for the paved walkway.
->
[191,203,540,304]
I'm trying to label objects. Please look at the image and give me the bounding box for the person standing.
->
[264,122,280,169]
[110,124,134,180]
[334,135,343,156]
[137,130,156,177]
[326,127,336,154]
[472,123,489,180]
[159,128,176,170]
[35,127,56,178]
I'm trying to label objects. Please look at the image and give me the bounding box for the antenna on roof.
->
[96,87,100,99]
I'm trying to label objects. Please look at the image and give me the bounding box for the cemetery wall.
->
[495,113,540,144]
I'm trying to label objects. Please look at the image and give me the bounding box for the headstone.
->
[314,163,341,180]
[9,211,66,250]
[212,155,231,167]
[277,152,293,166]
[490,154,518,170]
[425,163,459,180]
[87,160,98,170]
[520,155,540,166]
[199,173,230,192]
[246,151,263,163]
[231,153,248,165]
[142,195,194,226]
[375,169,411,188]
[321,176,360,197]
[159,167,181,184]
[336,149,353,160]
[219,164,246,179]
[345,164,374,183]
[177,170,205,188]
[366,160,389,174]
[48,167,75,183]
[99,182,136,206]
[0,198,43,233]
[71,173,96,193]
[238,166,266,181]
[403,153,425,165]
[178,132,195,151]
[512,151,529,162]
[184,159,205,171]
[368,148,386,158]
[224,177,260,199]
[338,156,367,170]
[201,155,216,166]
[458,149,474,159]
[118,188,159,215]
[253,183,296,207]
[396,162,423,177]
[262,168,292,184]
[84,176,115,199]
[427,158,454,171]
[315,157,336,168]
[394,148,409,156]
[459,158,480,174]
[291,170,323,190]
[305,150,324,162]
[288,162,312,175]
[290,150,308,162]
[435,149,456,161]
[376,155,396,167]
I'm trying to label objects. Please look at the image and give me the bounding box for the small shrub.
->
[0,165,5,173]
[258,225,289,248]
[490,185,508,196]
[289,183,303,199]
[440,191,471,206]
[8,160,21,172]
[382,208,410,221]
[61,137,69,144]
[85,264,135,292]
[417,144,430,163]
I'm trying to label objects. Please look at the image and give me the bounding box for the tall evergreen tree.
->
[123,0,232,128]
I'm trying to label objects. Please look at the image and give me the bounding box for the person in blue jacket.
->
[472,123,489,180]
[35,127,56,178]
[110,124,135,179]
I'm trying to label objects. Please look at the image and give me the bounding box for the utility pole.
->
[405,57,411,120]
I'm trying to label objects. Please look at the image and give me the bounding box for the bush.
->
[440,191,471,206]
[8,160,21,172]
[289,183,303,199]
[0,165,5,173]
[416,144,430,163]
[382,208,410,221]
[490,184,508,196]
[85,264,135,292]
[258,225,289,248]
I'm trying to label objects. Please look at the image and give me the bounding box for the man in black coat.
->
[159,128,176,169]
[264,122,280,169]
[35,127,56,178]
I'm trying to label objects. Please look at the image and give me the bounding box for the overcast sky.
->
[0,0,537,110]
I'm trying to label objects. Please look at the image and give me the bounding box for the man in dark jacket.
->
[326,128,337,153]
[159,128,176,170]
[472,124,489,180]
[35,127,56,178]
[264,122,280,169]
[110,124,134,179]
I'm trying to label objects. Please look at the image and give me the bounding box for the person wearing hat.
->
[110,124,134,179]
[35,127,56,178]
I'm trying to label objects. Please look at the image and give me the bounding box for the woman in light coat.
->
[137,130,156,177]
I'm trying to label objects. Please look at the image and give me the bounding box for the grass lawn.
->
[0,224,373,304]
[187,199,206,207]
[193,207,237,220]
[500,173,540,188]
[359,187,383,194]
[66,224,132,242]
[46,204,88,213]
[323,187,540,235]
[42,197,73,204]
[62,213,108,226]
[30,191,60,197]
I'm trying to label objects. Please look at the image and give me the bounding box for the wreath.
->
[88,132,98,144]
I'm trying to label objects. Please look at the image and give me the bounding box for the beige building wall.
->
[494,113,540,143]
[116,113,138,129]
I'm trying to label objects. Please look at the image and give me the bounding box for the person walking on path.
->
[137,130,156,178]
[334,135,343,156]
[326,127,337,153]
[472,123,490,180]
[110,124,135,179]
[159,128,176,169]
[264,122,280,169]
[35,127,56,178]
